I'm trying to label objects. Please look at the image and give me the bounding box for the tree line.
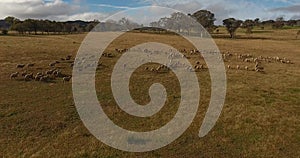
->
[1,16,100,35]
[1,10,299,38]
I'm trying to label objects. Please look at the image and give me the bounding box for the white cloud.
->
[57,12,109,21]
[0,0,80,19]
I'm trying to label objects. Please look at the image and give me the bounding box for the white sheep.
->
[40,75,50,82]
[10,72,19,79]
[63,76,72,83]
[24,74,33,81]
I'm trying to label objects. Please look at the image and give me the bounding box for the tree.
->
[4,16,20,34]
[242,19,255,35]
[273,17,285,29]
[118,18,140,31]
[4,16,17,29]
[191,10,216,32]
[254,18,260,26]
[13,22,25,34]
[223,18,242,38]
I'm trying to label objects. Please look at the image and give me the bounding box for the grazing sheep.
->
[227,65,231,69]
[255,63,264,72]
[34,75,42,81]
[16,64,25,68]
[236,65,240,70]
[40,75,50,82]
[156,66,161,72]
[244,58,251,62]
[36,72,43,76]
[188,66,194,72]
[195,61,200,65]
[53,70,63,77]
[24,74,33,81]
[46,69,55,75]
[66,55,72,60]
[10,72,19,79]
[63,76,72,83]
[245,66,249,71]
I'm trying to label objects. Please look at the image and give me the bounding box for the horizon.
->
[0,0,299,25]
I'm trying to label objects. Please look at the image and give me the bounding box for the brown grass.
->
[0,29,299,157]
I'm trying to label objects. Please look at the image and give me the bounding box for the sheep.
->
[34,74,42,81]
[65,55,72,60]
[53,70,63,77]
[156,66,161,72]
[245,66,249,71]
[190,66,195,72]
[255,63,264,72]
[24,74,33,81]
[36,72,43,76]
[236,65,240,70]
[199,64,204,69]
[63,76,72,83]
[40,75,50,82]
[280,60,286,64]
[227,65,231,69]
[10,72,19,79]
[244,58,251,62]
[195,61,201,65]
[16,64,25,68]
[46,69,54,75]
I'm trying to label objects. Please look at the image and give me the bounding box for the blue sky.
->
[0,0,299,24]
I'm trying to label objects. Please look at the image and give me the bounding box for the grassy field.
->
[0,28,299,157]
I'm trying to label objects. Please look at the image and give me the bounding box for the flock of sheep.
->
[126,48,294,73]
[9,48,294,82]
[10,55,73,83]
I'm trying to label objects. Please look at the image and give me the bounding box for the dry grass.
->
[0,29,299,157]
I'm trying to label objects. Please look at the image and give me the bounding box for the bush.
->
[1,30,8,35]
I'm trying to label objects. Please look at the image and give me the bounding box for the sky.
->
[0,0,299,25]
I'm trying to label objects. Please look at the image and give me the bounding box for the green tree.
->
[190,10,216,32]
[242,19,255,35]
[223,18,243,38]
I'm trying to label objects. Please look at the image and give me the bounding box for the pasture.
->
[0,28,299,157]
